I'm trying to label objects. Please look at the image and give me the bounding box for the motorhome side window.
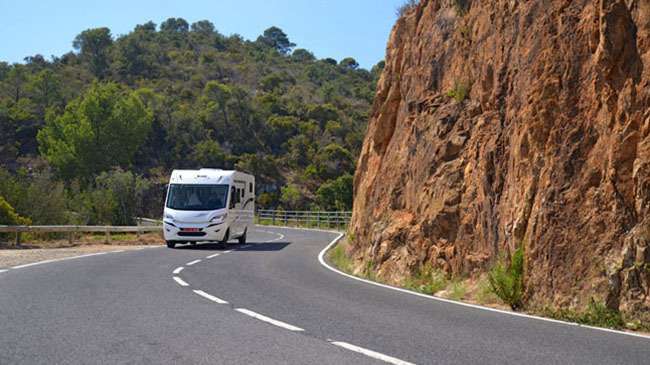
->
[249,183,252,193]
[230,186,236,208]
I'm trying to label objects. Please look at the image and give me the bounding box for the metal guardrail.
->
[256,210,351,229]
[0,225,162,246]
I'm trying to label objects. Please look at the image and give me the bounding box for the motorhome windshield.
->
[166,184,228,211]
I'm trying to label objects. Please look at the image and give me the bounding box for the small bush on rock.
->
[489,243,525,310]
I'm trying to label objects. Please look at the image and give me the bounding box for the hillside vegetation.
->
[0,19,382,225]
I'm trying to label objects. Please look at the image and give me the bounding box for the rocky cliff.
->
[350,0,650,317]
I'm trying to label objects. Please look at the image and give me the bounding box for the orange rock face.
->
[350,0,650,315]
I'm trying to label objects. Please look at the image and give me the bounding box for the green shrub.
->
[448,277,467,301]
[406,265,448,295]
[0,196,31,225]
[396,0,419,17]
[365,260,377,281]
[488,243,525,310]
[541,299,624,330]
[447,82,469,103]
[476,276,499,305]
[328,242,351,273]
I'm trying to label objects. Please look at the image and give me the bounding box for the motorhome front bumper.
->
[163,221,226,242]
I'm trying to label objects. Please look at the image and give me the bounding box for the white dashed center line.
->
[193,290,229,304]
[235,308,304,332]
[328,341,415,365]
[224,249,234,253]
[173,267,184,274]
[0,269,7,274]
[173,276,189,286]
[206,253,220,259]
[186,259,201,266]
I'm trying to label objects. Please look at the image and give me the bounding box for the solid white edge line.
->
[206,253,220,259]
[224,249,233,253]
[193,290,229,304]
[10,252,111,269]
[62,252,107,260]
[173,276,189,286]
[186,259,201,266]
[111,250,125,253]
[235,308,304,332]
[0,269,8,274]
[315,231,650,341]
[173,266,184,274]
[329,341,415,365]
[12,260,56,269]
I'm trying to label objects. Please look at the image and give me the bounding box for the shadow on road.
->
[174,241,291,251]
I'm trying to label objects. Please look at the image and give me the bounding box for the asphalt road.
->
[1,227,648,364]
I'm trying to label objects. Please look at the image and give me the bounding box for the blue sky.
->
[0,0,405,70]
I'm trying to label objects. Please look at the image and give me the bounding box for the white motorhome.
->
[163,169,254,248]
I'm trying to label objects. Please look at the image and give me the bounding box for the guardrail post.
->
[68,230,73,244]
[105,230,110,244]
[16,231,22,246]
[136,228,140,239]
[295,211,299,227]
[272,211,276,226]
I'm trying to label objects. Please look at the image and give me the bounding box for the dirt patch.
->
[0,233,164,269]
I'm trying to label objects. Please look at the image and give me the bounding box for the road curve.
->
[0,226,648,364]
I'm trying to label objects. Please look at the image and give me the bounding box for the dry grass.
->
[0,233,164,269]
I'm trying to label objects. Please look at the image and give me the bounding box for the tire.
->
[238,229,247,245]
[166,240,176,248]
[218,230,229,249]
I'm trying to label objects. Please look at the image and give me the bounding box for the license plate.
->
[182,228,199,232]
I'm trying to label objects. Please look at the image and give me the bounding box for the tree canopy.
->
[37,82,153,179]
[0,20,385,225]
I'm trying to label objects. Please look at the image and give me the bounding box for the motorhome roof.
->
[170,169,236,185]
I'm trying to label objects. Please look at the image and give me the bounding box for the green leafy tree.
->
[95,169,151,225]
[260,72,283,92]
[340,57,359,70]
[280,184,302,210]
[257,26,296,54]
[73,27,113,78]
[292,48,315,62]
[3,64,28,102]
[160,18,189,32]
[190,139,225,168]
[310,143,355,180]
[0,167,69,225]
[190,20,215,37]
[26,69,62,113]
[37,82,153,179]
[0,196,31,225]
[202,81,232,124]
[316,173,353,211]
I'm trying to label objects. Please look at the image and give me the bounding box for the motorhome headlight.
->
[211,213,227,223]
[164,213,175,221]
